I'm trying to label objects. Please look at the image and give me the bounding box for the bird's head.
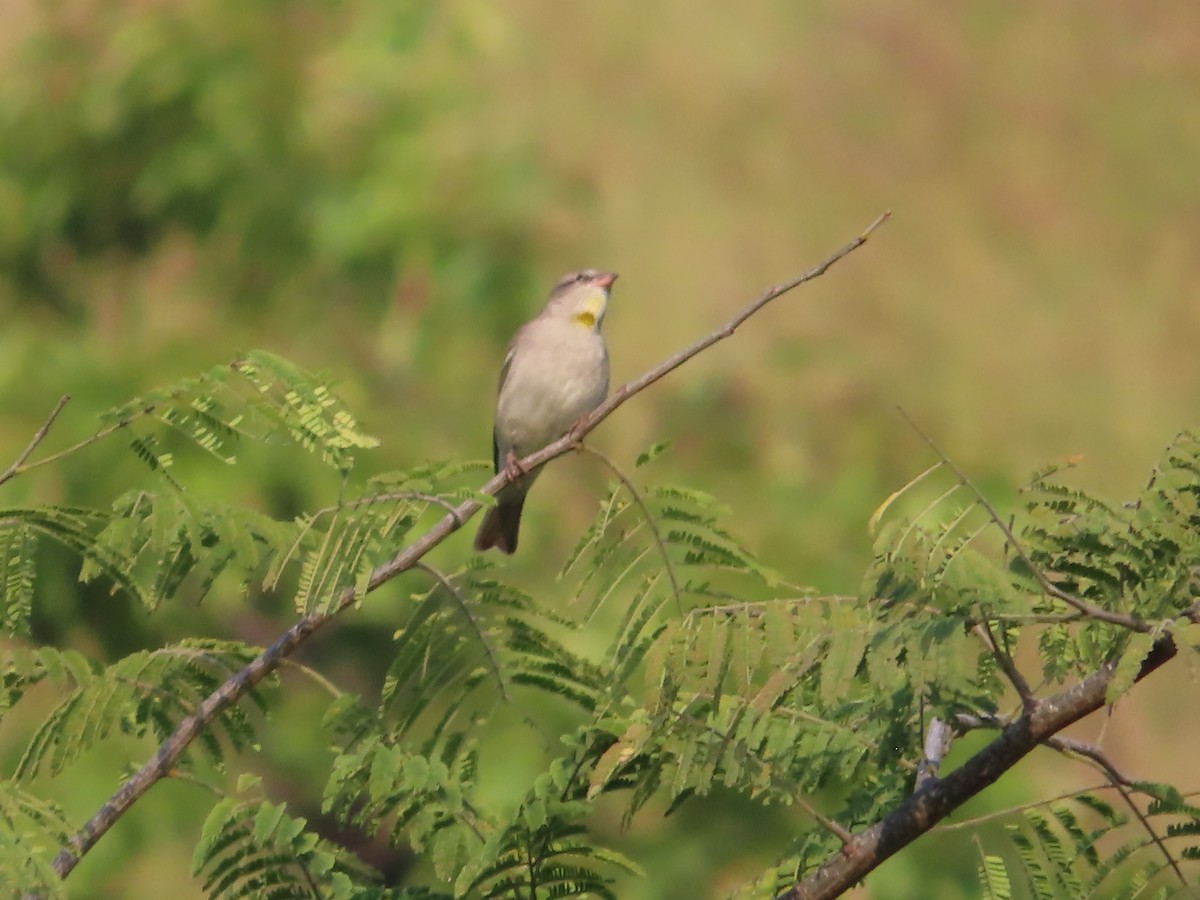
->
[543,269,618,330]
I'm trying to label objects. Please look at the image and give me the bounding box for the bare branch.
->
[952,711,1009,733]
[49,214,891,881]
[0,395,71,487]
[1042,735,1131,783]
[935,783,1117,831]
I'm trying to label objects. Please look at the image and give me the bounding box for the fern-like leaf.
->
[13,641,264,779]
[0,523,36,636]
[193,797,371,898]
[0,781,71,898]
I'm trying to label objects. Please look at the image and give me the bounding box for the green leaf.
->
[635,441,671,467]
[977,850,1012,900]
[0,524,36,636]
[1106,631,1157,704]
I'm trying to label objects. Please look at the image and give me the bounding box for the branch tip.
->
[861,210,892,241]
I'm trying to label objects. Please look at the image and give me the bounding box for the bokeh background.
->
[2,2,1198,897]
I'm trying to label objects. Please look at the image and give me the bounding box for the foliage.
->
[0,0,538,330]
[1,360,1199,898]
[193,789,378,900]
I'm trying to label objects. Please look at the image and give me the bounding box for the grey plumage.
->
[474,269,616,554]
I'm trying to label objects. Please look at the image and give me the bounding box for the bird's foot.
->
[566,416,590,450]
[501,450,527,482]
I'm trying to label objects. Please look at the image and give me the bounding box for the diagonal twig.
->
[48,212,892,881]
[1044,736,1190,889]
[576,444,683,614]
[972,621,1037,712]
[0,395,71,487]
[414,560,510,702]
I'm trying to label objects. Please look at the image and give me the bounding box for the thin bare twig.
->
[1042,735,1132,783]
[935,783,1116,831]
[896,408,1147,632]
[980,612,1087,625]
[941,784,1200,834]
[973,621,1037,711]
[577,444,683,614]
[311,490,466,523]
[1044,736,1190,889]
[10,406,157,480]
[277,658,345,698]
[0,395,71,487]
[47,213,892,882]
[414,561,509,701]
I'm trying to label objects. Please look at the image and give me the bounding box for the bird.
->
[474,269,617,554]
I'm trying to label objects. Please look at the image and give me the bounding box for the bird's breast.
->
[494,323,610,459]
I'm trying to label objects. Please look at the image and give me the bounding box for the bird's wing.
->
[492,324,526,473]
[496,325,524,395]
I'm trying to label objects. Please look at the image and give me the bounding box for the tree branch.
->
[777,633,1179,899]
[0,395,71,487]
[49,212,891,881]
[972,621,1037,712]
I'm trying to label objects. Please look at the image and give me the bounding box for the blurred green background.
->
[2,1,1198,897]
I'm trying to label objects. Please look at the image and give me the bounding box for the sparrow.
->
[474,269,616,554]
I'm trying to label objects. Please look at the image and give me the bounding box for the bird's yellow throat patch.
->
[572,290,606,329]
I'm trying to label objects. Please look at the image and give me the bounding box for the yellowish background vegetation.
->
[1,2,1197,896]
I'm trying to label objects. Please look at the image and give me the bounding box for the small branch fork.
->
[0,394,71,487]
[45,213,892,881]
[925,719,1191,890]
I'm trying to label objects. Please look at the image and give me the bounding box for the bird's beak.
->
[593,272,619,290]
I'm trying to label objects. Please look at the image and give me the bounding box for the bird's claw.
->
[566,416,589,449]
[501,450,527,482]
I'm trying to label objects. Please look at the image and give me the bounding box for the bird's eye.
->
[575,273,588,283]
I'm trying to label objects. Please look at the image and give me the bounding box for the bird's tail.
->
[473,492,526,555]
